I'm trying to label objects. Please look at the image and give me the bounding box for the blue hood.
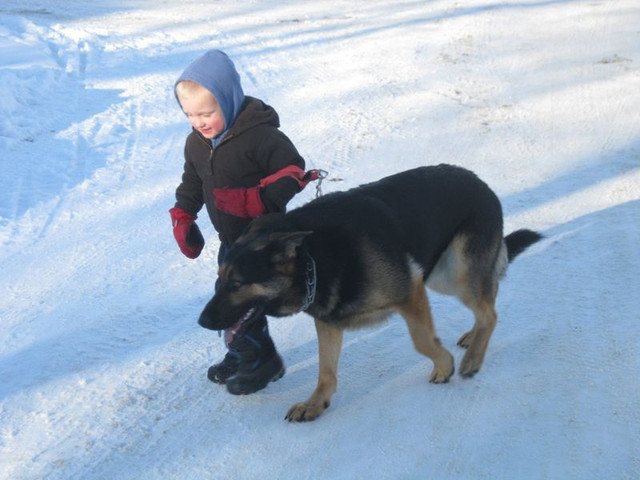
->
[175,50,245,132]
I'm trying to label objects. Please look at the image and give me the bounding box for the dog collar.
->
[301,250,317,311]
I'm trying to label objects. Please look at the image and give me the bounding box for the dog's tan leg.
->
[286,319,343,422]
[400,279,454,383]
[458,296,497,377]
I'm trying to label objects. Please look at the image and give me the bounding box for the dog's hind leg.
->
[400,277,454,383]
[431,233,502,378]
[285,319,343,422]
[457,295,497,377]
[455,238,505,377]
[456,272,499,378]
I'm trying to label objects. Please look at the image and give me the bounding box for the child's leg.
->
[207,348,240,384]
[207,244,240,384]
[225,315,285,395]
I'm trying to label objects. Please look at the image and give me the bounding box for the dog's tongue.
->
[223,307,256,344]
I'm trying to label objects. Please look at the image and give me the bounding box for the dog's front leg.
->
[286,319,343,422]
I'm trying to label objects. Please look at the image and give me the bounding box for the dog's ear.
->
[246,213,284,235]
[268,231,312,263]
[236,213,284,246]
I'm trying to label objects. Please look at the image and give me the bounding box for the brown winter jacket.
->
[174,96,305,246]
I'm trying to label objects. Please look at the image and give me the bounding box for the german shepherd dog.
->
[199,164,542,422]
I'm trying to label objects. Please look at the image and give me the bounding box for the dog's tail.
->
[505,229,543,263]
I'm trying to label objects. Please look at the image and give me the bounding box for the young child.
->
[169,49,314,395]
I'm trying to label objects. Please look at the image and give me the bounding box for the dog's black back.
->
[287,164,503,277]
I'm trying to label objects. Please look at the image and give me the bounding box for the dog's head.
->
[198,226,312,331]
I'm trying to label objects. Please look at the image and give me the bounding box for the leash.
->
[300,168,329,198]
[259,166,328,199]
[312,169,328,198]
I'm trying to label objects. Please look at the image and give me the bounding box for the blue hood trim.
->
[175,50,245,133]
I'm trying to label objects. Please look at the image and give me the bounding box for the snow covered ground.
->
[1,1,639,478]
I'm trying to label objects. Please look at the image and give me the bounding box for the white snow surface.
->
[1,1,639,479]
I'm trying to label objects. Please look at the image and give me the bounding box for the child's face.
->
[178,91,225,139]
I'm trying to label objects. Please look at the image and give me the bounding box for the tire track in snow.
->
[1,21,102,240]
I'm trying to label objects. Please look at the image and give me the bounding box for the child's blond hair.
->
[175,80,216,104]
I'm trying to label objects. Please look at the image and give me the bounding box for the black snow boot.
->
[225,317,285,395]
[207,350,240,384]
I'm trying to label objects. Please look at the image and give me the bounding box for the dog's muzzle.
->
[198,294,263,332]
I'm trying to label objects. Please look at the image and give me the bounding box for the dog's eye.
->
[227,280,243,291]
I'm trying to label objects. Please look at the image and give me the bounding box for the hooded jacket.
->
[174,50,305,245]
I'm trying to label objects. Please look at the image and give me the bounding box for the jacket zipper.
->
[195,130,235,176]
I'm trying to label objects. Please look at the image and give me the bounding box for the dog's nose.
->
[197,299,219,330]
[197,312,212,330]
[198,297,234,331]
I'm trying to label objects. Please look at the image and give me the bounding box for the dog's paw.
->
[285,401,329,422]
[459,349,483,378]
[459,364,479,378]
[429,351,455,383]
[457,330,474,349]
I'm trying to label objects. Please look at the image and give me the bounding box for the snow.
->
[1,1,639,478]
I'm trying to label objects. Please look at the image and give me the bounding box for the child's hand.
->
[169,207,205,258]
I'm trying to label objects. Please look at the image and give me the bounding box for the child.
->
[169,49,314,395]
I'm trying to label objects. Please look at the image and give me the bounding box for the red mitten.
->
[213,186,266,219]
[169,207,204,259]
